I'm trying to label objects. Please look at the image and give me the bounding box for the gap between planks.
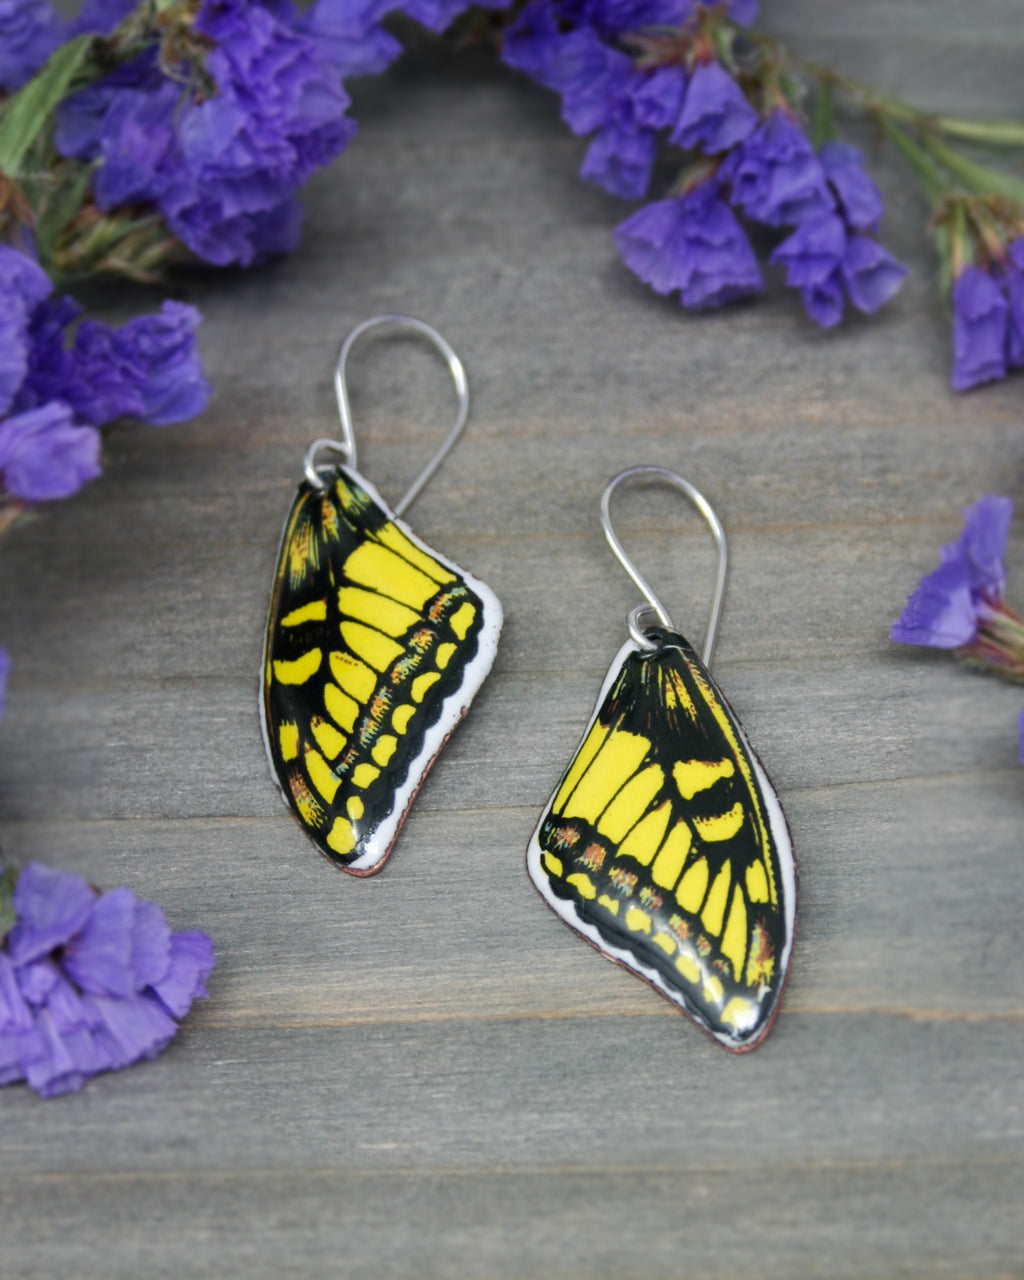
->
[2,1149,1022,1188]
[199,1005,1024,1031]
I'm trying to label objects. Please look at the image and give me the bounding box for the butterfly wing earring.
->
[262,315,502,875]
[527,466,796,1050]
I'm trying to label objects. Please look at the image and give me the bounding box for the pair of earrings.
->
[261,316,797,1052]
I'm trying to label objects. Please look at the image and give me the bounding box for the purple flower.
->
[615,186,763,308]
[400,0,507,31]
[890,558,979,649]
[723,110,835,228]
[0,0,64,92]
[561,0,696,34]
[819,141,884,234]
[150,931,217,1018]
[69,66,183,213]
[31,302,211,428]
[0,244,208,503]
[6,862,97,966]
[795,275,842,328]
[0,402,101,502]
[1003,239,1024,369]
[772,212,905,329]
[951,267,1008,392]
[772,212,845,290]
[0,244,51,417]
[0,862,214,1097]
[891,495,1012,648]
[556,26,635,136]
[581,122,657,199]
[299,0,404,78]
[628,67,687,130]
[503,10,637,135]
[841,235,907,314]
[501,0,565,89]
[554,0,755,31]
[727,0,759,22]
[68,0,134,36]
[0,649,8,721]
[944,494,1012,602]
[504,15,685,202]
[670,60,758,155]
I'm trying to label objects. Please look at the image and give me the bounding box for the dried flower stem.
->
[0,501,27,542]
[962,600,1024,683]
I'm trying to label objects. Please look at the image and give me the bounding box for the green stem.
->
[801,58,1024,148]
[919,129,1024,208]
[867,95,1024,149]
[928,118,1024,148]
[0,500,27,542]
[879,117,949,207]
[811,76,836,149]
[0,866,18,947]
[948,199,969,279]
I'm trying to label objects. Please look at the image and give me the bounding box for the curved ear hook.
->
[303,314,470,517]
[600,465,729,669]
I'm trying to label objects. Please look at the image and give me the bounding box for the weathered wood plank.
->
[2,1017,1023,1277]
[2,771,1022,1022]
[3,1015,1023,1171]
[4,1157,1023,1280]
[0,654,1018,823]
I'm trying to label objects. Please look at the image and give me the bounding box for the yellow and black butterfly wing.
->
[262,465,502,874]
[527,633,796,1050]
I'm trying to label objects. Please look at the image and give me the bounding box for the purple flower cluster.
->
[768,139,906,328]
[891,495,1011,650]
[0,244,208,503]
[950,244,1024,391]
[892,495,1024,764]
[3,0,511,269]
[0,862,214,1097]
[505,2,695,202]
[53,1,356,267]
[611,184,760,308]
[503,2,906,322]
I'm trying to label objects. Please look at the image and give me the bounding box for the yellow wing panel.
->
[530,635,794,1051]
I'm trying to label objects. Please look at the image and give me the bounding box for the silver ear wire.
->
[302,314,469,514]
[600,465,729,668]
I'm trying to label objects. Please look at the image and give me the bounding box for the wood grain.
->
[2,3,1023,1275]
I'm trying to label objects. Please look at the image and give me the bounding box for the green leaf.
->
[0,865,18,947]
[0,35,95,178]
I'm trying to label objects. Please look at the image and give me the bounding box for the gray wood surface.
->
[3,3,1024,1276]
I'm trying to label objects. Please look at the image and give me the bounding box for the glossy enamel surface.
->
[262,465,502,874]
[527,631,796,1050]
